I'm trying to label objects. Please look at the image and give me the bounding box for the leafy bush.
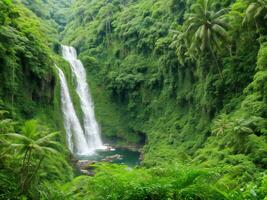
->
[61,163,228,200]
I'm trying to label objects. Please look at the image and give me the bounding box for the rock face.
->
[76,154,124,176]
[76,160,97,176]
[77,160,97,170]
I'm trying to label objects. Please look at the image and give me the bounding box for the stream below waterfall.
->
[78,148,141,167]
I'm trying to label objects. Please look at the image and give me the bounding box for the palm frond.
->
[2,133,32,142]
[44,140,63,150]
[213,19,228,28]
[212,24,228,38]
[41,147,59,154]
[213,8,228,19]
[35,131,59,145]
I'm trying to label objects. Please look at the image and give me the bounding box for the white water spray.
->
[61,45,105,153]
[56,65,93,155]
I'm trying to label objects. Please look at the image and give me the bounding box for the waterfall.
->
[61,45,105,153]
[56,66,93,155]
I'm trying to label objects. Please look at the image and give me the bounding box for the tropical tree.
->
[2,120,60,194]
[243,0,267,31]
[170,27,195,65]
[211,114,232,136]
[184,0,228,76]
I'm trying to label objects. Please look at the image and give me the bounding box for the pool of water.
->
[77,148,141,167]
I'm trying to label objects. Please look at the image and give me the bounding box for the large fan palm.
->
[3,120,60,193]
[184,0,228,75]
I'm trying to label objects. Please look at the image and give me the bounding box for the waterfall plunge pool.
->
[59,46,141,169]
[76,147,141,167]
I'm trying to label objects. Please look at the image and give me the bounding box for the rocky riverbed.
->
[75,145,141,175]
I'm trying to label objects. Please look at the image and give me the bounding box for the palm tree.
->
[170,28,196,65]
[184,0,228,76]
[2,120,60,194]
[211,114,232,136]
[243,0,267,30]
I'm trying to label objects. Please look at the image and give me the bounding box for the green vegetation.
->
[62,0,267,198]
[5,120,60,193]
[62,164,228,200]
[0,111,73,199]
[0,0,267,199]
[21,0,72,32]
[0,0,56,118]
[0,1,73,199]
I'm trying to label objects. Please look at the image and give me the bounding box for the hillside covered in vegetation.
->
[0,0,267,199]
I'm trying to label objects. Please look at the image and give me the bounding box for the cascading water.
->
[56,65,92,155]
[61,45,105,153]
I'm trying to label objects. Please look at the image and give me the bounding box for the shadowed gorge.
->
[0,0,267,199]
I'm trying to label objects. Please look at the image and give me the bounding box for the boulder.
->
[101,154,123,162]
[77,160,96,170]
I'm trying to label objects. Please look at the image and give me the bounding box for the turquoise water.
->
[78,148,141,167]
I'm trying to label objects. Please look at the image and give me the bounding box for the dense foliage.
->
[0,0,56,117]
[62,0,267,198]
[62,164,229,200]
[0,1,73,199]
[0,0,267,199]
[0,110,73,199]
[21,0,72,32]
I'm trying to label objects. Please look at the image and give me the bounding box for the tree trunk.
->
[20,149,32,193]
[11,64,15,116]
[209,45,223,79]
[20,149,29,185]
[21,155,45,194]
